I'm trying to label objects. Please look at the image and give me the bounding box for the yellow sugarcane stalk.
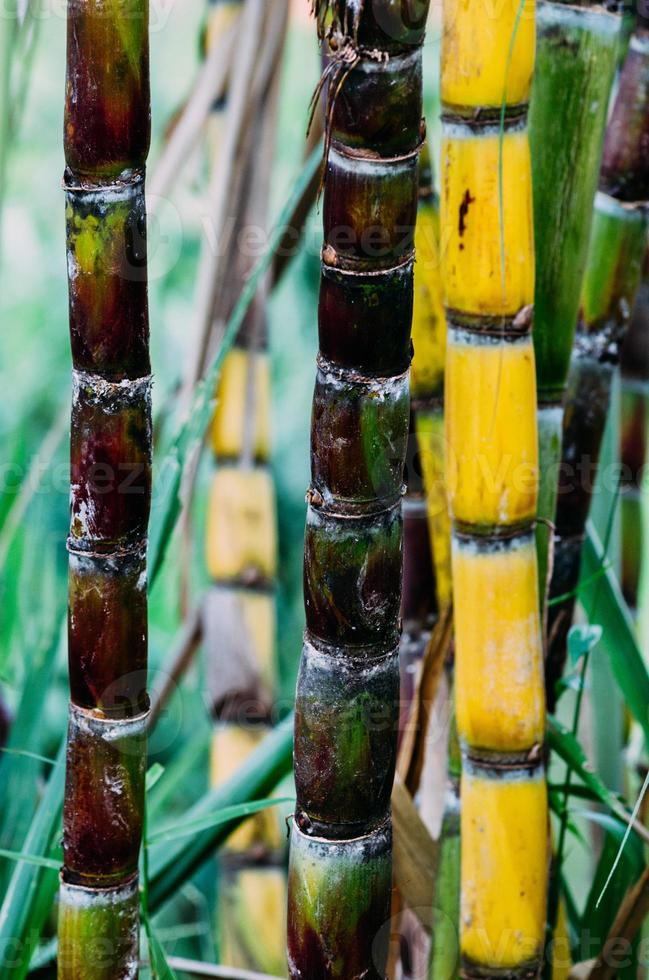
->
[202,2,286,973]
[411,142,452,611]
[440,0,549,975]
[206,340,287,977]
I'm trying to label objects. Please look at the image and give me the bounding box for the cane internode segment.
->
[529,0,621,596]
[288,3,429,977]
[410,143,451,612]
[59,0,151,974]
[201,3,288,970]
[441,0,548,974]
[547,24,649,703]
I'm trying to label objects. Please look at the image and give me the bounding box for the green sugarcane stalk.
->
[529,0,621,603]
[546,24,649,708]
[287,2,430,977]
[428,713,460,980]
[0,0,18,248]
[619,268,649,613]
[57,0,151,975]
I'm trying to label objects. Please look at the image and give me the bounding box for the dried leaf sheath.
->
[547,26,649,706]
[58,0,151,974]
[288,3,430,978]
[440,0,548,973]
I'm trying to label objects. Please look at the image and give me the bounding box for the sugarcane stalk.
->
[147,24,236,215]
[395,410,438,979]
[546,26,649,709]
[440,0,548,975]
[619,266,649,613]
[428,713,460,980]
[400,409,438,742]
[528,0,621,600]
[287,3,430,976]
[399,180,446,720]
[0,0,18,249]
[410,142,451,613]
[57,0,151,974]
[398,146,453,979]
[0,687,11,749]
[202,3,288,973]
[406,144,461,980]
[185,0,266,400]
[203,0,243,174]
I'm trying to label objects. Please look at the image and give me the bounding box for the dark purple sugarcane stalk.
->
[400,415,438,742]
[0,687,11,749]
[57,0,151,975]
[287,3,430,977]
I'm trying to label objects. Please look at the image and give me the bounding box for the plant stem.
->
[185,0,265,400]
[548,481,620,962]
[57,0,152,973]
[619,268,649,614]
[0,0,18,257]
[202,3,289,973]
[148,20,237,216]
[287,3,430,976]
[528,0,621,602]
[166,958,284,980]
[440,0,549,974]
[147,606,203,731]
[546,22,649,709]
[410,143,451,615]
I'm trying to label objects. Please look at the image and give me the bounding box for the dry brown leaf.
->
[397,603,454,796]
[392,774,439,934]
[203,587,273,720]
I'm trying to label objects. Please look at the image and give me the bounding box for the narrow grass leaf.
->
[149,146,322,584]
[0,848,60,869]
[595,767,649,908]
[146,763,165,792]
[0,747,57,765]
[548,716,645,842]
[148,797,293,846]
[575,809,645,866]
[580,821,643,948]
[548,790,586,845]
[148,714,294,910]
[0,618,62,893]
[581,522,649,744]
[141,901,178,980]
[147,727,211,822]
[0,738,64,980]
